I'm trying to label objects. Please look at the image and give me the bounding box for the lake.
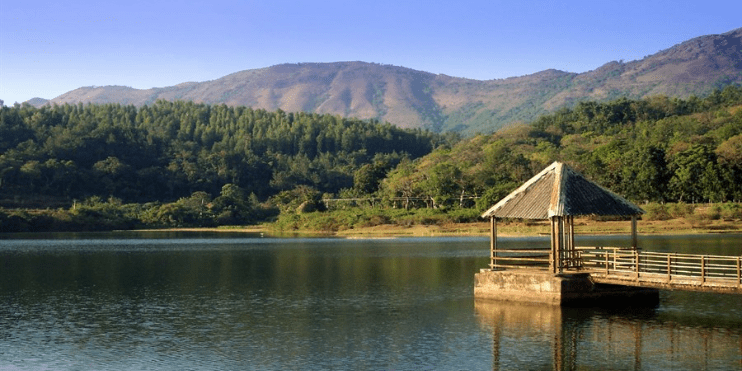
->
[0,232,740,370]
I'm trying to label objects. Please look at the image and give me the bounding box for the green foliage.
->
[475,182,519,212]
[383,85,742,209]
[3,85,742,232]
[667,202,695,219]
[719,202,742,220]
[270,206,481,233]
[642,203,671,221]
[0,101,451,206]
[269,185,325,214]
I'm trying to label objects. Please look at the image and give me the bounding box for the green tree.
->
[668,145,722,202]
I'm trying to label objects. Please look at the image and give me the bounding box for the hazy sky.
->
[1,0,740,105]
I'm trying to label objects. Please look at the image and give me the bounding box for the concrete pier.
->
[474,269,659,306]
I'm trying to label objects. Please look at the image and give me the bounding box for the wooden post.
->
[556,216,564,273]
[737,257,741,286]
[562,216,568,268]
[631,215,638,250]
[635,250,640,279]
[569,216,575,268]
[605,250,609,275]
[701,256,706,283]
[613,250,617,272]
[560,216,566,270]
[550,217,556,273]
[667,254,672,282]
[490,217,497,270]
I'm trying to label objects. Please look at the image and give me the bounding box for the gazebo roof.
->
[481,161,644,220]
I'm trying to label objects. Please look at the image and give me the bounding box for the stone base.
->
[474,269,659,306]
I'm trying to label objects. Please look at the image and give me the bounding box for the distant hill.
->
[34,28,742,135]
[25,97,49,106]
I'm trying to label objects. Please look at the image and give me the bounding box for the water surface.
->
[1,233,740,370]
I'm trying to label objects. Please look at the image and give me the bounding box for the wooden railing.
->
[579,247,742,292]
[489,247,550,270]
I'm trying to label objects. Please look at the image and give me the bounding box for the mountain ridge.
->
[33,27,742,134]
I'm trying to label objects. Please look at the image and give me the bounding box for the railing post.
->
[700,256,706,283]
[635,251,640,279]
[614,251,618,273]
[667,254,671,282]
[605,251,609,275]
[737,257,741,286]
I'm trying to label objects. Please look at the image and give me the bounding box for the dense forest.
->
[0,101,453,230]
[1,85,741,232]
[0,101,452,203]
[374,85,742,211]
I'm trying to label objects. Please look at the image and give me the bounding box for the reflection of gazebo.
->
[480,161,644,274]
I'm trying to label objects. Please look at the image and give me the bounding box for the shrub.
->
[642,203,670,221]
[446,208,481,223]
[719,202,742,220]
[667,202,695,218]
[690,205,722,221]
[363,214,391,227]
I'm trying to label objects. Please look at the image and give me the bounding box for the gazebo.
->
[480,161,644,274]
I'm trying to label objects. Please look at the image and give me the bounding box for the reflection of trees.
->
[2,240,486,367]
[475,300,742,370]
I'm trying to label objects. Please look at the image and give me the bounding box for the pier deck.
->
[579,248,742,294]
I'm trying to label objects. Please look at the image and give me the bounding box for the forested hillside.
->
[2,86,741,232]
[375,85,742,210]
[0,100,452,207]
[32,28,742,136]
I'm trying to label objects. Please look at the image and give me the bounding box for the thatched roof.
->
[481,161,644,219]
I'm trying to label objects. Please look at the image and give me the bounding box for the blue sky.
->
[1,0,740,105]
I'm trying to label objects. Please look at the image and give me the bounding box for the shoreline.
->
[146,218,742,238]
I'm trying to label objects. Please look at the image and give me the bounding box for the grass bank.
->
[3,202,741,237]
[159,216,742,238]
[261,202,742,237]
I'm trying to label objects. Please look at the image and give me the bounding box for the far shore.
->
[147,217,742,238]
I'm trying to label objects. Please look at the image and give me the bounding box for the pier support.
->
[474,270,659,306]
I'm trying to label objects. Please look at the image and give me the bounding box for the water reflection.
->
[475,299,742,370]
[1,234,740,370]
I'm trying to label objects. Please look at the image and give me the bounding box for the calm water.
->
[0,232,740,370]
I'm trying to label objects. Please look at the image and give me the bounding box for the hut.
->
[475,161,657,305]
[480,161,644,273]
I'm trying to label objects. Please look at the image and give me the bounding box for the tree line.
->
[374,85,742,210]
[0,100,453,206]
[2,85,741,232]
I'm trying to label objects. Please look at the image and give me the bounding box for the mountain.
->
[36,28,742,135]
[25,98,49,106]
